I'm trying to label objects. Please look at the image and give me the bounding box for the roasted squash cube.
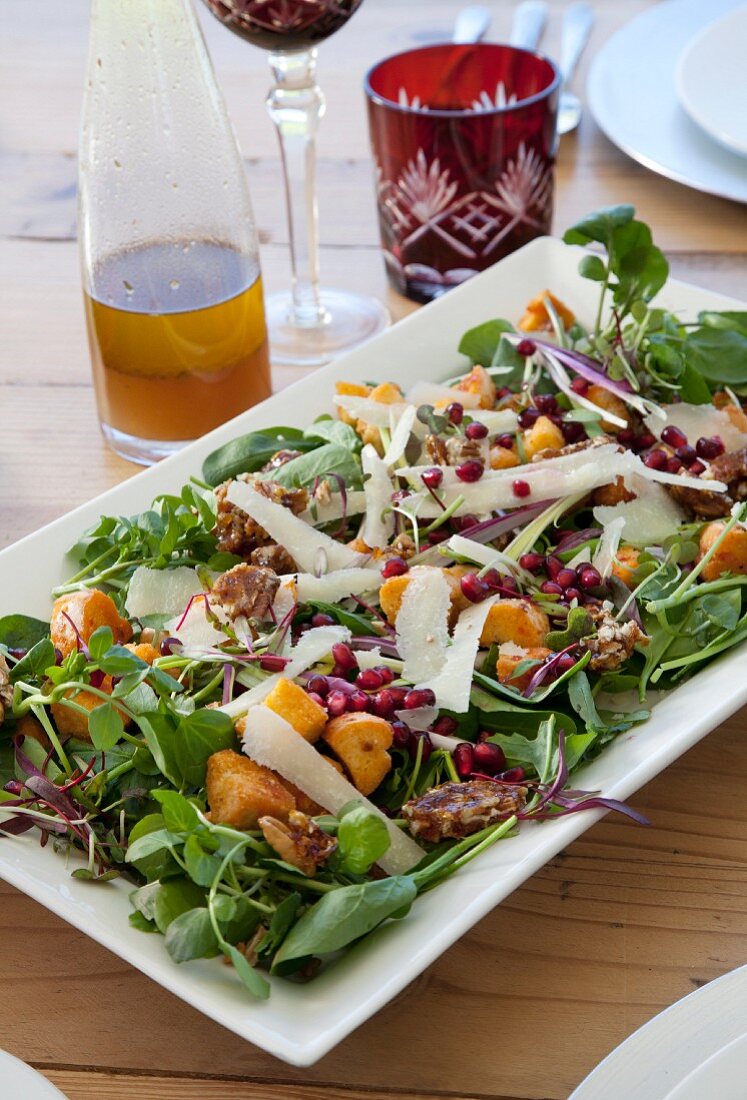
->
[51,589,132,658]
[479,598,550,647]
[524,415,565,459]
[698,522,747,582]
[519,291,575,333]
[206,749,295,829]
[323,713,393,796]
[264,677,327,743]
[611,545,641,587]
[496,644,552,693]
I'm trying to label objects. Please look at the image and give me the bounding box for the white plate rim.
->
[3,236,747,1066]
[675,5,747,158]
[0,1050,68,1099]
[587,0,747,205]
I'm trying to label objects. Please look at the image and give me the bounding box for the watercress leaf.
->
[153,878,206,934]
[683,326,747,385]
[578,254,607,282]
[567,670,607,732]
[337,805,391,875]
[87,626,114,662]
[183,834,223,887]
[679,360,713,404]
[0,614,50,651]
[210,894,237,923]
[125,827,184,864]
[700,592,741,632]
[174,709,236,788]
[698,310,747,335]
[110,668,150,699]
[9,638,55,683]
[138,713,182,787]
[148,666,185,696]
[97,645,148,677]
[490,335,526,389]
[272,876,417,976]
[202,427,313,486]
[304,417,361,451]
[88,702,125,751]
[563,204,635,250]
[221,896,262,947]
[266,443,361,491]
[153,789,199,833]
[257,892,302,959]
[164,906,219,962]
[224,943,271,1000]
[131,881,161,921]
[129,910,159,933]
[458,318,515,365]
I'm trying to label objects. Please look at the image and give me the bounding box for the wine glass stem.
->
[266,49,327,329]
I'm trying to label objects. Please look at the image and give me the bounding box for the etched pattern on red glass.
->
[203,0,362,50]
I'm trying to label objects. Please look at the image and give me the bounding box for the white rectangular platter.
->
[1,236,746,1066]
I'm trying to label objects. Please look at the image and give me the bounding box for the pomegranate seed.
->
[404,688,436,709]
[517,338,536,357]
[348,690,371,712]
[540,580,564,597]
[643,449,668,470]
[307,692,327,709]
[637,431,656,450]
[512,479,531,498]
[8,647,26,661]
[391,720,410,748]
[666,456,682,474]
[374,665,394,685]
[555,652,578,675]
[421,467,443,490]
[409,732,432,763]
[331,642,357,671]
[465,421,489,440]
[496,433,515,449]
[518,407,540,429]
[496,386,512,399]
[519,551,545,574]
[477,730,491,742]
[160,636,180,656]
[473,741,507,775]
[546,555,563,580]
[675,444,697,465]
[570,376,590,395]
[452,513,479,533]
[460,573,491,603]
[482,567,504,589]
[689,459,706,475]
[696,435,725,459]
[453,742,475,779]
[54,647,64,666]
[381,556,408,579]
[372,689,396,718]
[428,529,451,546]
[564,586,583,603]
[556,567,577,590]
[388,686,408,707]
[661,425,687,449]
[312,612,336,628]
[446,402,464,425]
[498,766,525,782]
[326,690,349,717]
[456,459,484,483]
[307,674,329,697]
[562,421,587,444]
[578,565,602,590]
[259,654,288,672]
[616,428,635,447]
[432,715,458,735]
[356,668,384,691]
[535,394,559,414]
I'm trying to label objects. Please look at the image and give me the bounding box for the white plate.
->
[0,1050,67,1099]
[2,237,747,1067]
[570,965,747,1099]
[676,6,747,157]
[587,0,747,203]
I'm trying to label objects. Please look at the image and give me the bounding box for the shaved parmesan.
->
[445,534,530,579]
[269,578,297,654]
[420,596,500,713]
[473,409,519,434]
[429,731,468,752]
[594,482,686,548]
[360,444,395,550]
[593,516,626,578]
[126,566,205,619]
[332,394,412,428]
[395,706,438,731]
[293,568,383,604]
[644,402,747,452]
[219,624,350,718]
[300,490,367,525]
[226,480,364,573]
[383,404,417,467]
[165,594,226,651]
[406,380,482,410]
[396,567,451,684]
[241,706,424,875]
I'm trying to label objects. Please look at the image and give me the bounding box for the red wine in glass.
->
[203,0,363,50]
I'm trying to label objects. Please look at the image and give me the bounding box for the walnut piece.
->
[583,606,649,671]
[214,474,308,559]
[666,447,747,519]
[259,811,337,876]
[402,779,526,843]
[0,653,11,726]
[211,563,280,621]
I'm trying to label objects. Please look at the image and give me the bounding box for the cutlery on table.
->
[557,2,594,134]
[453,5,491,44]
[509,0,549,51]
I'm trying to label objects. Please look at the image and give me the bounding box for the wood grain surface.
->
[2,2,747,1097]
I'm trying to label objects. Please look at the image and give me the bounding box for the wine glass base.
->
[101,423,194,466]
[265,289,389,367]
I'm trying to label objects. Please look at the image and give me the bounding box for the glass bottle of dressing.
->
[79,0,270,465]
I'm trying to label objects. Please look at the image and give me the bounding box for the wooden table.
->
[2,1,747,1097]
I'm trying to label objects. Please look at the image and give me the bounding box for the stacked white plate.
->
[587,0,747,203]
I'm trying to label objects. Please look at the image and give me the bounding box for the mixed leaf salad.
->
[3,205,747,998]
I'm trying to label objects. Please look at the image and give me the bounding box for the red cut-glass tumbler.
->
[365,44,560,302]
